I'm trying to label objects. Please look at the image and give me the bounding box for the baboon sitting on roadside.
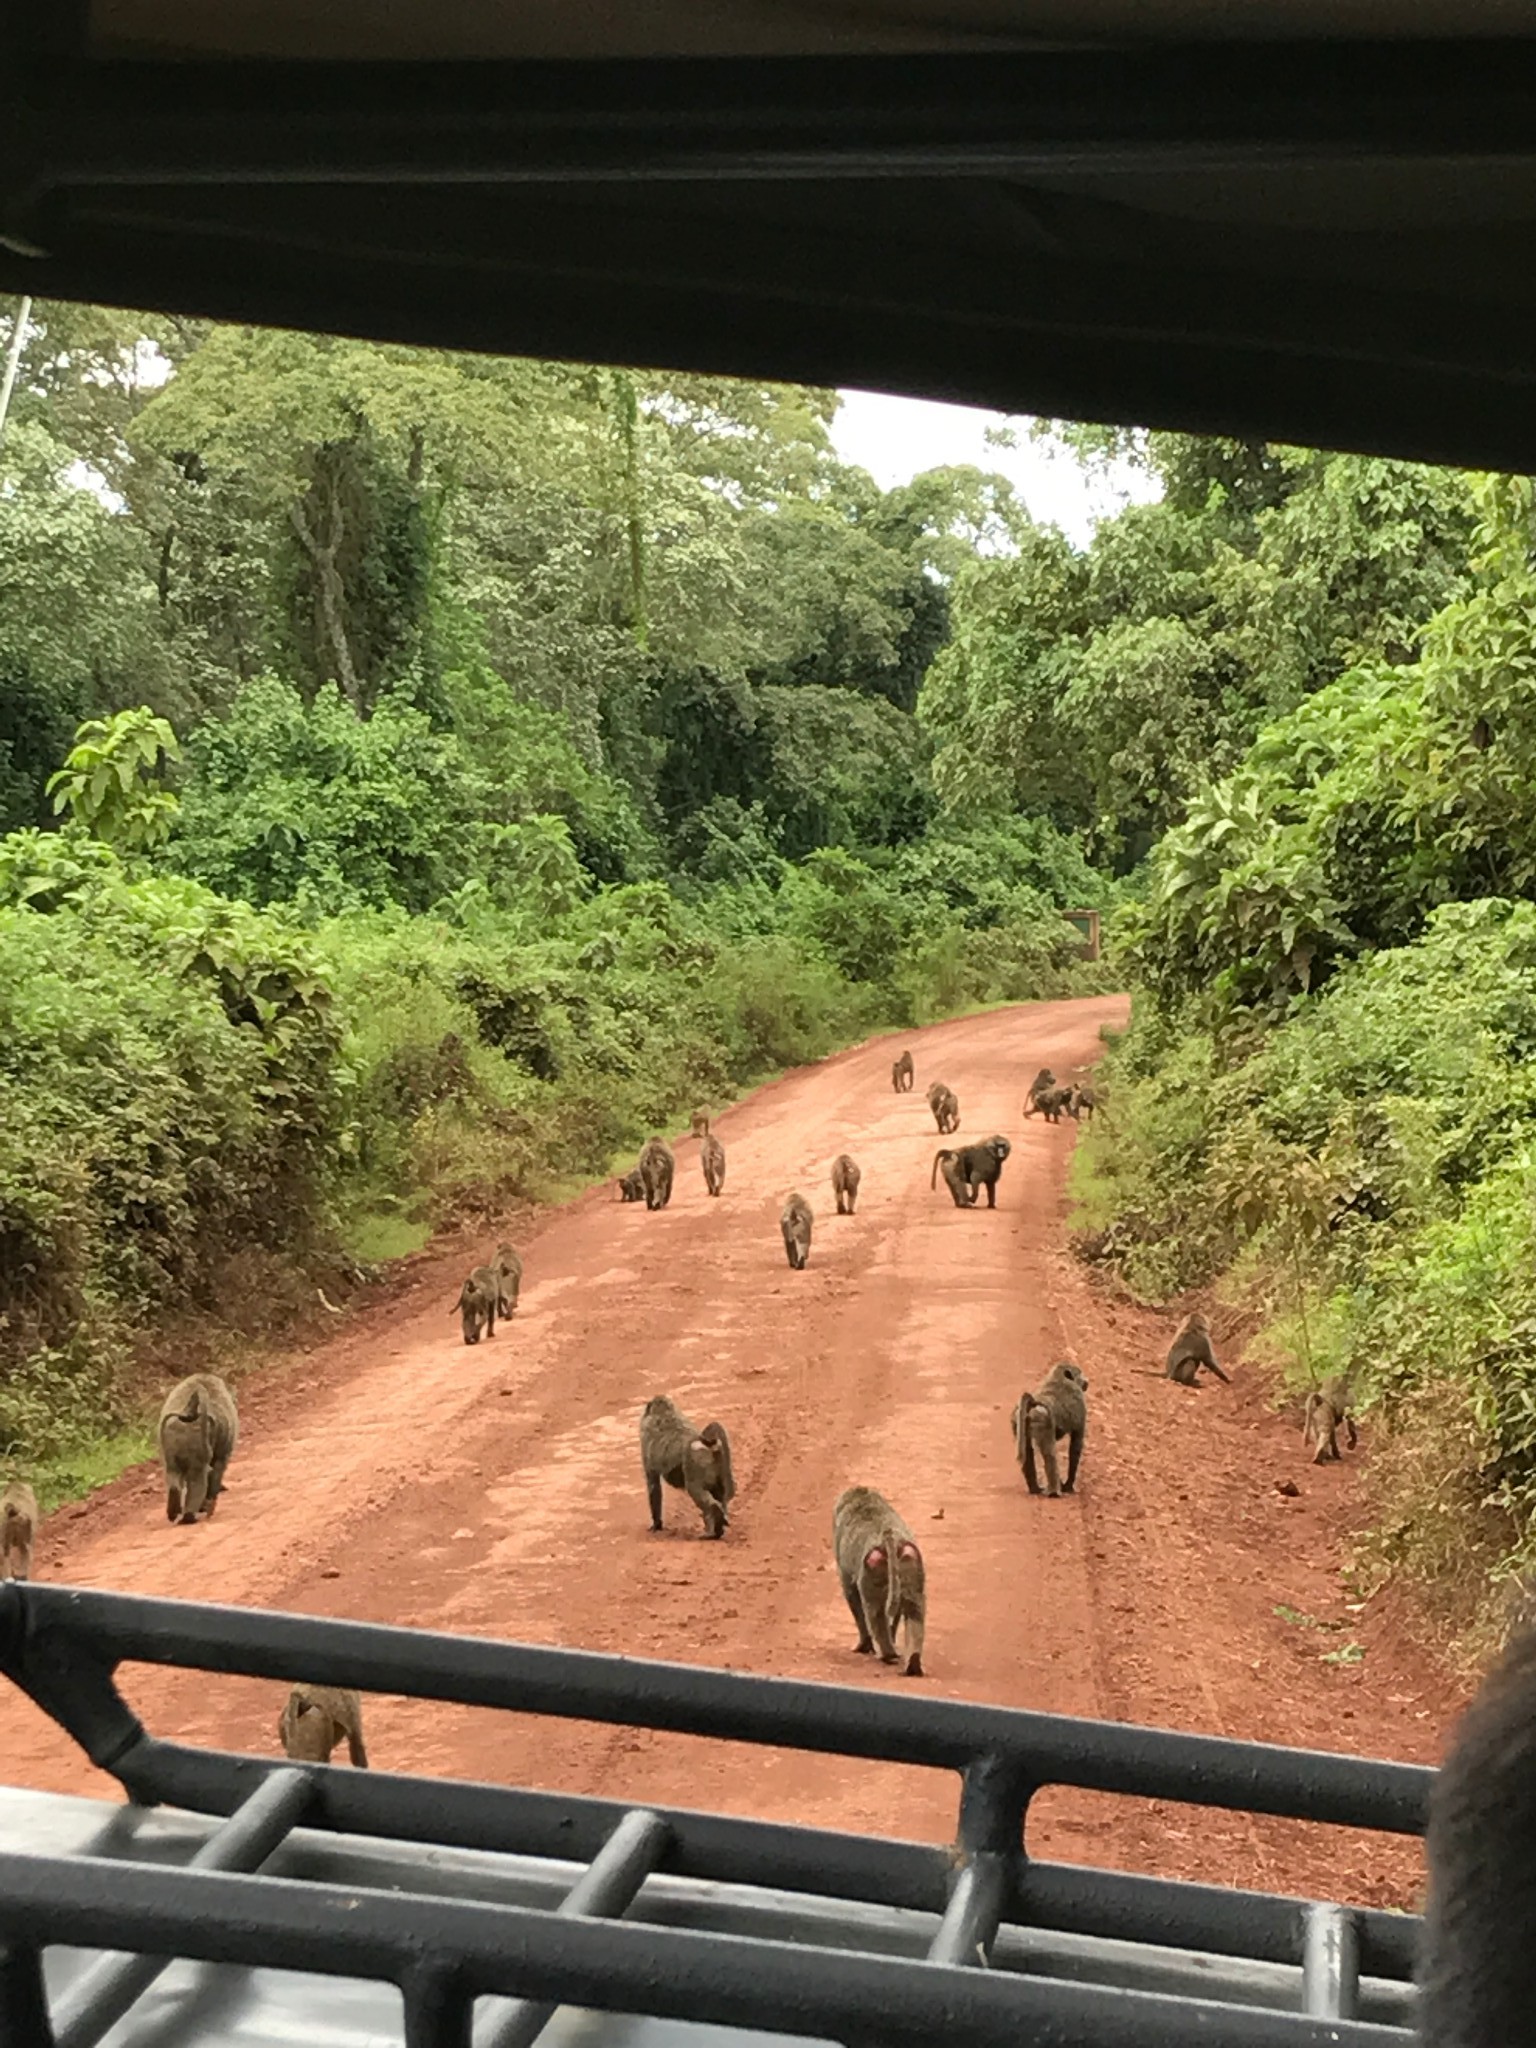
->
[1,1479,37,1581]
[617,1168,645,1202]
[158,1372,239,1525]
[1419,1621,1536,2046]
[891,1049,915,1093]
[1302,1374,1357,1463]
[831,1154,862,1214]
[689,1108,711,1138]
[1022,1068,1056,1117]
[453,1264,498,1344]
[1165,1311,1230,1386]
[700,1132,726,1196]
[638,1136,675,1211]
[1012,1361,1089,1497]
[926,1082,960,1135]
[931,1136,1012,1209]
[781,1192,814,1268]
[832,1486,926,1677]
[493,1242,523,1316]
[279,1683,369,1766]
[640,1394,736,1538]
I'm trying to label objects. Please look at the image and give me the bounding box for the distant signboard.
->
[1062,909,1101,961]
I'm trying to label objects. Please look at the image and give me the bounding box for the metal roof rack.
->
[0,1581,1428,2045]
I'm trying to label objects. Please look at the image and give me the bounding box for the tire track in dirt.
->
[0,997,1457,1908]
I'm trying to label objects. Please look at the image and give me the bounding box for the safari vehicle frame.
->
[1,1580,1424,2044]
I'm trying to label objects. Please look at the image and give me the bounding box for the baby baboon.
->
[1012,1361,1089,1497]
[1,1479,38,1581]
[689,1108,711,1139]
[638,1136,675,1211]
[1069,1083,1098,1119]
[781,1191,814,1268]
[832,1486,926,1677]
[1165,1311,1230,1386]
[926,1082,960,1135]
[640,1394,736,1538]
[700,1133,726,1196]
[831,1154,861,1215]
[1022,1067,1057,1117]
[891,1049,915,1093]
[930,1136,1012,1209]
[493,1242,523,1317]
[1419,1622,1536,2045]
[158,1372,239,1525]
[453,1265,498,1344]
[278,1683,369,1767]
[1302,1374,1357,1463]
[617,1167,645,1202]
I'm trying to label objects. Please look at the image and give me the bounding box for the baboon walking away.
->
[638,1136,675,1211]
[453,1265,498,1344]
[640,1395,736,1538]
[831,1154,861,1214]
[1165,1312,1230,1386]
[891,1049,914,1092]
[1012,1361,1089,1497]
[493,1242,523,1316]
[689,1108,711,1138]
[1,1479,37,1580]
[279,1683,370,1766]
[781,1191,813,1268]
[158,1372,239,1525]
[1302,1374,1357,1462]
[832,1486,926,1676]
[700,1133,726,1196]
[931,1136,1011,1208]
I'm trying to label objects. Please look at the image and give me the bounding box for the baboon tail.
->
[930,1150,951,1190]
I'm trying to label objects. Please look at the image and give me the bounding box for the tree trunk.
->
[288,485,360,705]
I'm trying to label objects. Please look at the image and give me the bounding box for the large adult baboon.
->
[780,1192,814,1268]
[1165,1312,1230,1386]
[1420,1622,1536,2046]
[640,1395,736,1538]
[1,1479,37,1581]
[1022,1068,1056,1117]
[493,1242,523,1316]
[453,1264,498,1344]
[700,1133,726,1196]
[1012,1362,1089,1497]
[926,1082,960,1135]
[831,1154,861,1214]
[638,1136,675,1210]
[158,1372,239,1525]
[891,1050,914,1093]
[930,1136,1011,1209]
[279,1684,369,1766]
[832,1486,926,1677]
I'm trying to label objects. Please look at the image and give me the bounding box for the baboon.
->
[927,1082,960,1135]
[891,1049,915,1093]
[640,1395,736,1538]
[278,1684,369,1767]
[1036,1085,1075,1123]
[930,1136,1011,1209]
[1069,1083,1098,1120]
[453,1265,498,1344]
[1,1479,37,1581]
[638,1136,675,1211]
[831,1154,862,1215]
[781,1191,813,1268]
[1419,1621,1536,2046]
[617,1167,645,1202]
[1165,1311,1230,1386]
[493,1242,523,1316]
[1022,1068,1057,1116]
[158,1372,239,1525]
[689,1109,711,1139]
[1012,1361,1089,1497]
[700,1132,726,1196]
[832,1486,926,1677]
[1302,1374,1357,1463]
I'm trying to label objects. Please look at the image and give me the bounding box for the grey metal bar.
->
[0,1940,55,2047]
[927,1858,1008,1969]
[1302,1903,1361,2021]
[51,1765,315,2048]
[406,1964,473,2048]
[476,1807,672,2048]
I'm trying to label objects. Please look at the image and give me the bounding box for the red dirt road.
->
[1,999,1455,1907]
